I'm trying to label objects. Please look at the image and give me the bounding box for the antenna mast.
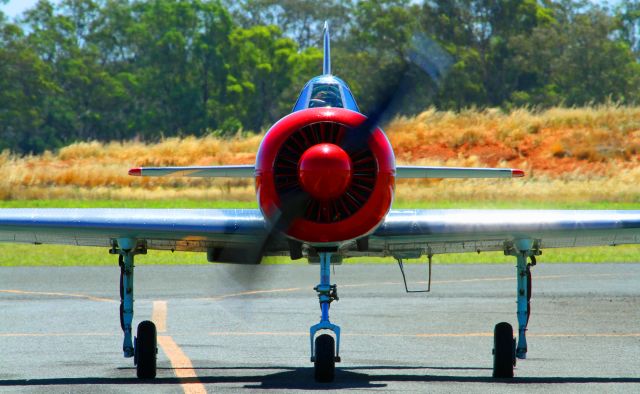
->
[323,21,331,75]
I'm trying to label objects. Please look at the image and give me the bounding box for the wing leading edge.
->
[396,166,524,179]
[128,165,254,178]
[367,209,640,258]
[0,209,272,253]
[1,208,640,260]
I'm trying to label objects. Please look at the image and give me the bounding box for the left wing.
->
[363,209,640,258]
[0,209,281,255]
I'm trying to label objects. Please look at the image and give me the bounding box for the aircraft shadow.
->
[1,366,639,389]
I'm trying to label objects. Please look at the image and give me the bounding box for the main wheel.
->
[493,322,514,378]
[314,334,335,382]
[135,320,157,379]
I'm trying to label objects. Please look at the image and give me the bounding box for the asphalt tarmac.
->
[0,263,638,393]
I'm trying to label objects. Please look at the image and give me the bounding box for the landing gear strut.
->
[111,238,157,379]
[310,250,341,382]
[493,239,539,378]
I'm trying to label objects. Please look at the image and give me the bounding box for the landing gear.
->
[111,238,150,379]
[135,320,158,379]
[310,250,340,383]
[493,239,539,378]
[314,334,336,382]
[492,322,515,378]
[514,247,537,360]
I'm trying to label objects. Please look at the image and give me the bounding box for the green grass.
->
[0,243,636,266]
[0,199,258,209]
[0,199,638,266]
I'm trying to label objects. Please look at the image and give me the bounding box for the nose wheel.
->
[314,334,336,382]
[310,251,341,383]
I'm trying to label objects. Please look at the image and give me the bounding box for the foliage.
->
[1,0,640,153]
[3,105,640,204]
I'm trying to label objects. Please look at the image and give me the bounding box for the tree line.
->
[1,0,639,154]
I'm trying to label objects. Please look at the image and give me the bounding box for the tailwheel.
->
[135,320,157,379]
[314,334,336,382]
[493,322,515,378]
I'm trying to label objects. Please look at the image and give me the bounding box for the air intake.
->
[273,121,377,223]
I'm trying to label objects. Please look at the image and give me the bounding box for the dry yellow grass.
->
[2,105,640,203]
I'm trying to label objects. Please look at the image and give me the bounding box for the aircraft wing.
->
[396,166,524,179]
[0,209,279,255]
[366,209,640,258]
[2,208,640,261]
[128,165,254,177]
[127,165,522,179]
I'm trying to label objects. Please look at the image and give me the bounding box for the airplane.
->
[1,22,640,383]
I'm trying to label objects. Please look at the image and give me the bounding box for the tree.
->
[226,0,352,49]
[228,24,321,130]
[0,20,57,153]
[554,8,640,105]
[617,0,640,58]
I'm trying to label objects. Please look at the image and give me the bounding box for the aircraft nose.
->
[298,143,352,200]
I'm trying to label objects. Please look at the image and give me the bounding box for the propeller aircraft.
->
[1,23,639,382]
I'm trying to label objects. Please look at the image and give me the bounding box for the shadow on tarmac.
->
[1,366,640,389]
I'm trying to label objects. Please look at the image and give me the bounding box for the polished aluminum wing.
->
[1,208,639,260]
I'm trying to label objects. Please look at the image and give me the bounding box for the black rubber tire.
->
[314,334,335,383]
[493,322,514,378]
[135,320,157,379]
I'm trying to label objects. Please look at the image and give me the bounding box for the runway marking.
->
[152,300,205,393]
[152,300,167,333]
[157,335,207,394]
[529,333,640,338]
[199,273,623,300]
[198,287,301,301]
[208,331,640,339]
[0,332,115,337]
[344,273,621,288]
[209,331,307,337]
[0,289,116,303]
[1,331,636,339]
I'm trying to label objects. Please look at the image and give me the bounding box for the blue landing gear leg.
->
[112,239,156,379]
[507,240,538,361]
[111,239,147,355]
[117,241,136,358]
[310,251,341,383]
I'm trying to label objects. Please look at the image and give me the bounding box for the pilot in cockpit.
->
[309,84,343,108]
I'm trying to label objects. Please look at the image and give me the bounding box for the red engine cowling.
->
[255,108,395,244]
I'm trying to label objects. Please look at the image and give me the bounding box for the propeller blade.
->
[248,189,310,263]
[218,33,455,275]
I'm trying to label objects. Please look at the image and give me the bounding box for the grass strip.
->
[0,199,639,209]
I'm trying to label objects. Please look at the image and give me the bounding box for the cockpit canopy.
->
[293,75,359,112]
[309,83,343,108]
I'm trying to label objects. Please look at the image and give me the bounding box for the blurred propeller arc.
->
[223,31,454,289]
